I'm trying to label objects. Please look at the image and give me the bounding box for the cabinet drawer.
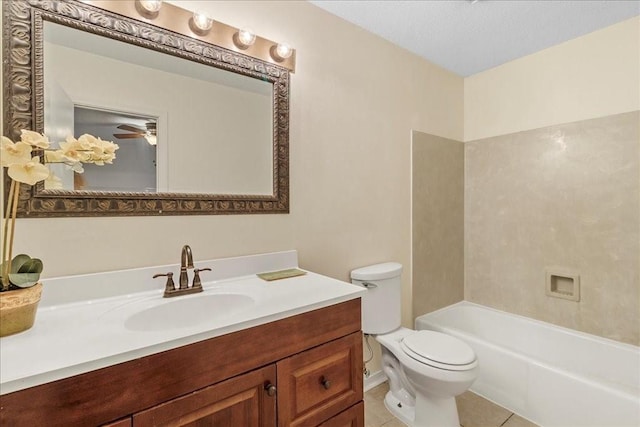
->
[277,332,363,427]
[133,365,276,427]
[317,402,364,427]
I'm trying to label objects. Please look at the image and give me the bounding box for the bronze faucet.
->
[153,245,211,298]
[179,245,194,289]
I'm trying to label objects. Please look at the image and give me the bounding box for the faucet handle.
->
[153,272,176,296]
[192,268,212,290]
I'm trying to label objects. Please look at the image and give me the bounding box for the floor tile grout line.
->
[500,412,515,426]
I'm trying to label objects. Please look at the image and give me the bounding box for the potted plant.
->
[0,130,118,336]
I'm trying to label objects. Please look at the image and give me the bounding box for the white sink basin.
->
[125,293,256,332]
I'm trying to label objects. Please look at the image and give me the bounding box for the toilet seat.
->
[400,330,476,371]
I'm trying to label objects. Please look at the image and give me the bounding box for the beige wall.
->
[4,2,464,336]
[465,17,640,142]
[412,131,464,318]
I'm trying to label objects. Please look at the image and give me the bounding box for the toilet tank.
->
[351,262,402,335]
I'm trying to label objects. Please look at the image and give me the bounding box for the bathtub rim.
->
[415,300,640,354]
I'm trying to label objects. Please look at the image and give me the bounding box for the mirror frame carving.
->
[3,0,290,217]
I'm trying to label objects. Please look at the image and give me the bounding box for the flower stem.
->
[1,180,17,291]
[8,181,20,277]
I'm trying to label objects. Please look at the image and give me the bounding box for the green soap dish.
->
[257,268,307,281]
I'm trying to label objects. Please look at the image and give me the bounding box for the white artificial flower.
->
[7,156,49,185]
[0,136,32,167]
[83,136,119,165]
[2,131,118,186]
[71,162,84,173]
[59,137,90,163]
[77,134,99,151]
[20,130,50,149]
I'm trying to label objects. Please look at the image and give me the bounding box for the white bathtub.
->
[415,301,640,427]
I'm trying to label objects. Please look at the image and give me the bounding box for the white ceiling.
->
[309,0,640,76]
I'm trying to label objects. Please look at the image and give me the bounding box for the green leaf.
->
[8,272,41,288]
[17,258,43,274]
[9,254,32,274]
[4,255,43,288]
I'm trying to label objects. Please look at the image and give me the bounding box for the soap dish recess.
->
[546,268,580,302]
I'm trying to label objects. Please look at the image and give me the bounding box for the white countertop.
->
[0,251,365,395]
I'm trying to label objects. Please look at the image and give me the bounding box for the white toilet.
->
[351,262,478,427]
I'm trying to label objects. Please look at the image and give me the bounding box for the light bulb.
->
[144,134,157,146]
[237,29,256,47]
[276,43,292,59]
[139,0,162,13]
[271,43,293,61]
[192,11,213,32]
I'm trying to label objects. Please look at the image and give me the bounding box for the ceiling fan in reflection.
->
[113,123,157,145]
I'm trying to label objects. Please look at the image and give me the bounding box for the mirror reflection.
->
[43,21,274,196]
[73,107,157,193]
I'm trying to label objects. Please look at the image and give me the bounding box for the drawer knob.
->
[321,377,331,390]
[265,383,277,397]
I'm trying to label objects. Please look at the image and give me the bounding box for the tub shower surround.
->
[465,111,640,345]
[412,131,465,318]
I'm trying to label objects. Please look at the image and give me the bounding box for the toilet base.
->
[383,390,461,427]
[384,391,412,426]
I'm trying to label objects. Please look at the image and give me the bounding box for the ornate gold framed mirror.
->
[3,0,290,216]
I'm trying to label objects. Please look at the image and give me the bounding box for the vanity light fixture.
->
[101,0,295,71]
[270,43,293,62]
[138,0,162,13]
[233,29,257,49]
[191,11,213,33]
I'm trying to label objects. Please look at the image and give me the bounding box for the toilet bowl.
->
[351,263,478,427]
[378,327,478,426]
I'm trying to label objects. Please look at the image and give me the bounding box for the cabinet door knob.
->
[265,383,277,396]
[321,377,331,390]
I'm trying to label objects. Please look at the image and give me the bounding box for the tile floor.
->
[364,382,539,427]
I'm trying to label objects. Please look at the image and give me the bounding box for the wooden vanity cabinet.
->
[1,299,363,427]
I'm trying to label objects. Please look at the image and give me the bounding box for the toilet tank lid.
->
[350,262,402,281]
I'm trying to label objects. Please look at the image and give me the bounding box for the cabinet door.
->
[133,365,276,427]
[317,402,364,427]
[277,332,363,427]
[102,418,132,427]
